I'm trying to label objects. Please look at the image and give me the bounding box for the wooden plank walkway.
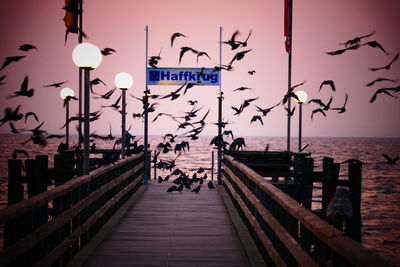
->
[81,181,253,267]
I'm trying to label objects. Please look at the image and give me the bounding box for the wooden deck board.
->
[83,181,251,266]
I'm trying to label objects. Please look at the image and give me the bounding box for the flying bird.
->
[382,154,399,165]
[285,106,296,117]
[19,44,37,51]
[188,100,198,106]
[9,122,24,134]
[229,49,252,66]
[325,44,360,56]
[171,32,187,47]
[363,41,389,55]
[255,105,276,116]
[1,56,26,71]
[311,108,327,120]
[319,80,336,92]
[368,53,399,71]
[8,76,34,98]
[179,47,198,64]
[161,82,186,100]
[369,88,397,103]
[231,105,243,116]
[250,115,263,125]
[0,75,5,85]
[101,47,116,56]
[196,51,211,63]
[223,30,241,50]
[148,48,162,68]
[44,80,69,88]
[238,30,252,47]
[233,87,252,92]
[93,87,116,99]
[248,70,256,75]
[331,93,349,113]
[339,31,375,47]
[25,111,39,123]
[365,77,397,87]
[0,105,23,126]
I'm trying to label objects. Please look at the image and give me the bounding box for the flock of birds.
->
[0,26,398,181]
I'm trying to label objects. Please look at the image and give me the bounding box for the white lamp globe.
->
[115,72,133,90]
[295,90,308,104]
[72,42,102,69]
[60,87,75,100]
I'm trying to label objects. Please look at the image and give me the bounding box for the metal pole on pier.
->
[78,0,83,148]
[83,68,90,174]
[143,25,149,184]
[217,26,223,185]
[285,0,293,153]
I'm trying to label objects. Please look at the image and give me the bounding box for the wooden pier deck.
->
[78,181,260,267]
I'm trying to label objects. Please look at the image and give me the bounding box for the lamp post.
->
[295,90,307,152]
[115,72,134,159]
[60,87,75,149]
[72,42,102,175]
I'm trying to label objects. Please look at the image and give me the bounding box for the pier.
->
[0,150,389,266]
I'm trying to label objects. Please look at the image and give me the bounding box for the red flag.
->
[284,0,292,53]
[63,0,79,33]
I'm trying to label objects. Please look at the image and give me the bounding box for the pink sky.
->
[0,0,399,137]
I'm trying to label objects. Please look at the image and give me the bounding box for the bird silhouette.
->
[191,185,201,194]
[369,53,399,71]
[19,44,37,51]
[311,108,326,120]
[285,106,296,117]
[325,44,360,56]
[8,76,34,98]
[223,30,241,50]
[229,137,246,151]
[176,184,184,193]
[192,108,210,127]
[166,185,177,193]
[233,87,252,92]
[0,75,5,85]
[339,31,375,47]
[319,80,336,92]
[196,51,211,64]
[382,154,399,165]
[152,112,173,122]
[248,70,256,75]
[93,87,116,99]
[223,130,234,139]
[242,97,259,109]
[0,105,23,126]
[9,122,24,134]
[188,100,198,106]
[179,47,198,64]
[255,105,276,116]
[250,115,263,125]
[208,180,215,190]
[362,41,389,55]
[229,49,252,66]
[148,48,162,68]
[0,56,26,71]
[102,94,122,109]
[171,32,187,47]
[101,47,116,56]
[308,97,332,111]
[161,82,186,100]
[326,188,353,228]
[25,111,39,123]
[365,77,397,87]
[369,88,397,103]
[331,93,348,113]
[44,80,69,88]
[90,78,106,93]
[231,105,243,116]
[238,30,252,47]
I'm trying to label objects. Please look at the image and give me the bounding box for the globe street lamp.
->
[72,42,102,174]
[60,87,75,149]
[295,90,308,152]
[115,72,133,159]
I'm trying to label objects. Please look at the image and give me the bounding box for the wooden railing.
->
[0,152,144,267]
[222,154,388,266]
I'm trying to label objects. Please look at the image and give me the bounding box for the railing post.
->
[347,161,362,243]
[153,150,157,180]
[211,151,215,181]
[322,157,338,214]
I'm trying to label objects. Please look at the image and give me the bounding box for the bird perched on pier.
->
[208,180,215,190]
[8,76,34,98]
[229,137,246,152]
[171,32,187,47]
[0,55,26,71]
[191,185,202,194]
[382,154,399,165]
[166,185,177,193]
[369,53,399,71]
[326,188,353,226]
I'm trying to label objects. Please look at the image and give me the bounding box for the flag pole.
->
[286,0,293,153]
[217,26,223,185]
[78,0,83,148]
[143,25,149,185]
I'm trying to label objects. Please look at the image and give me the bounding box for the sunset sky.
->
[0,0,399,138]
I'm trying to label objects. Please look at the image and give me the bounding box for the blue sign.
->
[146,67,220,86]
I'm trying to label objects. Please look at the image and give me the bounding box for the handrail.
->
[0,152,144,266]
[223,155,388,266]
